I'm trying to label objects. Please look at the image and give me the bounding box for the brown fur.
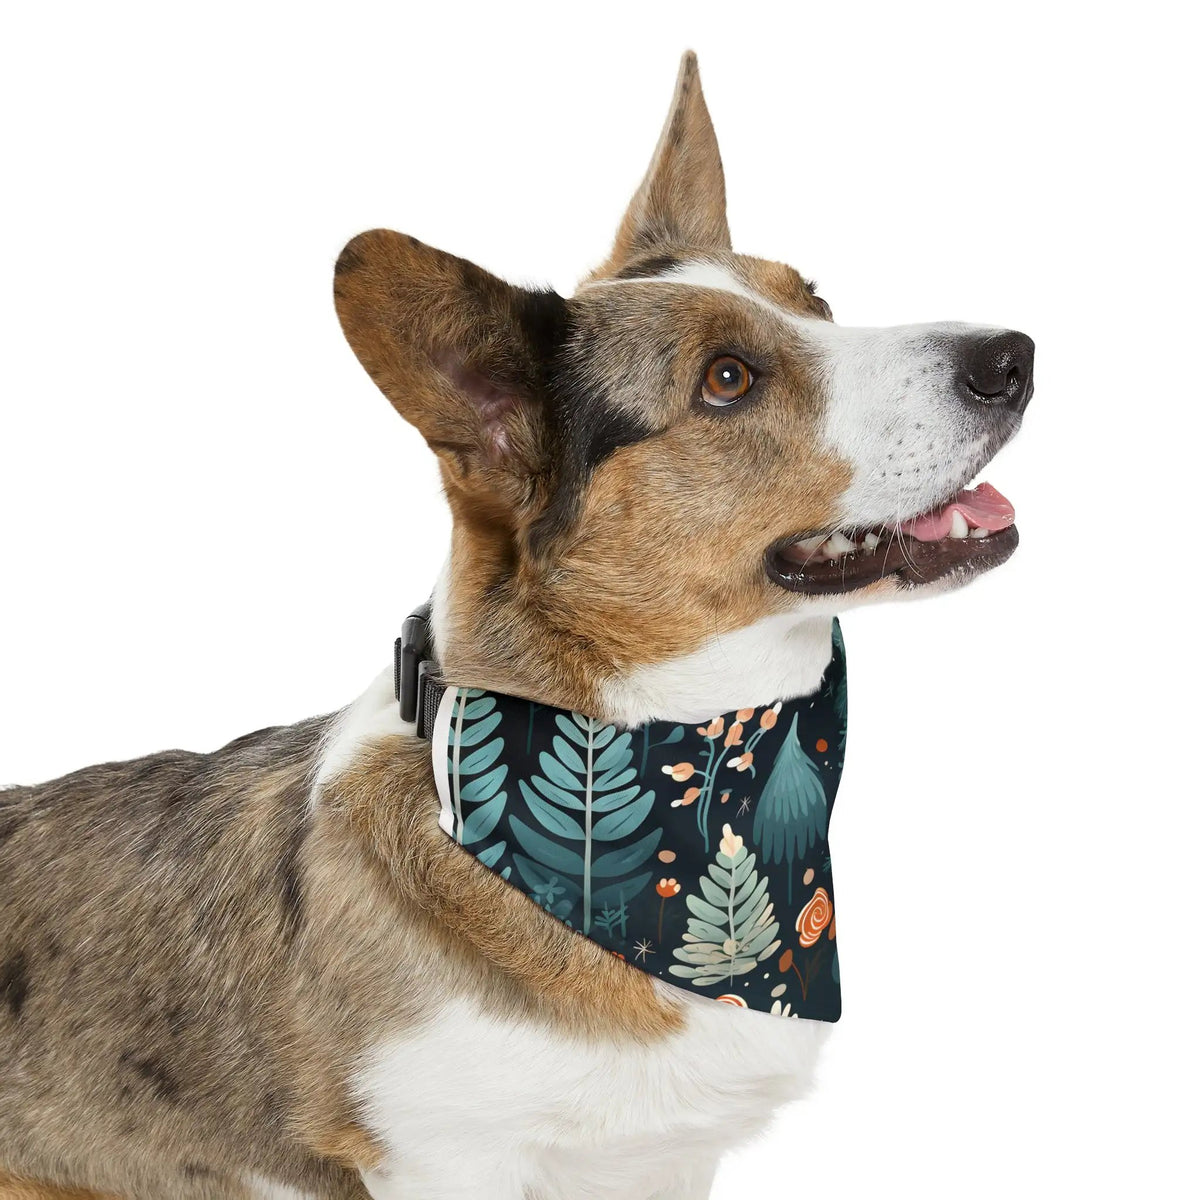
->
[324,738,682,1042]
[0,724,371,1199]
[590,52,730,278]
[2,51,854,1198]
[434,276,852,710]
[0,721,681,1198]
[332,58,850,716]
[0,1174,119,1200]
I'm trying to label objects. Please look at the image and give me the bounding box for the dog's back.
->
[0,722,365,1200]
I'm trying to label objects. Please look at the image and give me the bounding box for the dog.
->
[0,51,1032,1200]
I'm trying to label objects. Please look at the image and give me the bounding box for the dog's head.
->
[334,53,1033,722]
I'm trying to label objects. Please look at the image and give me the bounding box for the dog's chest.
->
[353,990,830,1198]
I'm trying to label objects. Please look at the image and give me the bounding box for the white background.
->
[3,2,1196,1196]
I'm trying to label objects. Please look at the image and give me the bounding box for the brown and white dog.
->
[0,52,1033,1200]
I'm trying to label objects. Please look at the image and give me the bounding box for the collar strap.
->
[394,601,442,738]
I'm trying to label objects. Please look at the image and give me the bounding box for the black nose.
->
[959,330,1035,415]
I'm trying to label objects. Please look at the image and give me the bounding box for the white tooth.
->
[863,531,881,552]
[970,526,990,539]
[826,532,856,557]
[796,533,826,554]
[948,510,970,539]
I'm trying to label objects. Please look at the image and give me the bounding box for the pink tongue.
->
[899,482,1015,542]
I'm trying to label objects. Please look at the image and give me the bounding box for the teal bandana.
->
[431,621,847,1021]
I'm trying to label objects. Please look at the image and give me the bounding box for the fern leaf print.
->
[445,688,510,876]
[669,824,781,988]
[512,711,660,933]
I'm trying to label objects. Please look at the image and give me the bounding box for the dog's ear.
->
[334,230,567,512]
[591,51,730,279]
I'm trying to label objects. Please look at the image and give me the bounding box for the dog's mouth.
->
[766,482,1019,596]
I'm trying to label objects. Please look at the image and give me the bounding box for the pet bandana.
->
[429,621,847,1021]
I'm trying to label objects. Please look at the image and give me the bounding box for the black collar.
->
[394,601,442,738]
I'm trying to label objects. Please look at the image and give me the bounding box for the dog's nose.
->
[959,330,1035,415]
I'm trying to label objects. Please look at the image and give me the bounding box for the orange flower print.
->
[716,994,748,1008]
[723,721,744,748]
[759,702,782,730]
[658,850,676,864]
[670,785,702,809]
[698,716,725,739]
[815,738,828,753]
[662,762,695,783]
[736,707,755,722]
[779,949,794,973]
[656,877,681,944]
[827,916,837,941]
[796,887,833,947]
[727,751,754,772]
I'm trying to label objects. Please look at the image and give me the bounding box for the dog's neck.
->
[431,561,836,726]
[598,611,836,725]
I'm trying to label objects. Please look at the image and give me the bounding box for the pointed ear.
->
[591,51,731,279]
[333,230,567,508]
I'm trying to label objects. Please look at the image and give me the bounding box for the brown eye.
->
[702,356,754,407]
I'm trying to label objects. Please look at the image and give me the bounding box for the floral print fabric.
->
[431,621,848,1021]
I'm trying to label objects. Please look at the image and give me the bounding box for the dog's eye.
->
[702,356,754,407]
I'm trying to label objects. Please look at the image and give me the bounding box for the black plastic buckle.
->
[394,601,436,736]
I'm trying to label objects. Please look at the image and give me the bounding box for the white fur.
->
[245,1178,318,1200]
[810,320,1006,525]
[311,667,410,800]
[601,611,834,726]
[354,989,829,1200]
[594,260,1009,529]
